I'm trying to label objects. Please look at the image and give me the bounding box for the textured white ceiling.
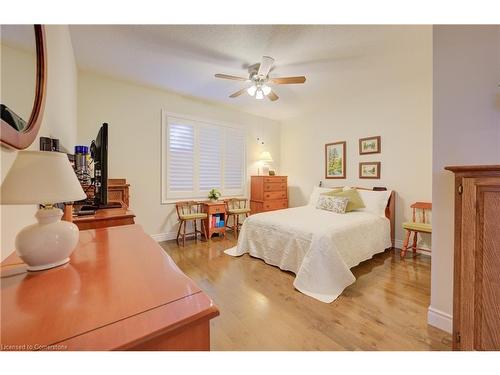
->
[69,25,430,120]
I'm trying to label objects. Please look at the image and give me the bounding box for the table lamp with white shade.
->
[1,151,86,271]
[259,151,273,175]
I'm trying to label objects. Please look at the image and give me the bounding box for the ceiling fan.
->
[214,56,306,102]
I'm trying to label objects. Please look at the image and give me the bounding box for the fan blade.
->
[215,73,248,81]
[270,76,306,84]
[257,56,275,77]
[229,88,247,98]
[267,90,279,101]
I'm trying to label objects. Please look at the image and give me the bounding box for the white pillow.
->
[308,186,338,206]
[355,189,392,217]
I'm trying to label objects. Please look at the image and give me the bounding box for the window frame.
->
[161,110,247,204]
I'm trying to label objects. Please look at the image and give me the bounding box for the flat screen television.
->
[92,123,108,206]
[83,123,120,210]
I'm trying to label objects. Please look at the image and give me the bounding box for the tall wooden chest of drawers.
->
[250,176,288,214]
[445,165,500,350]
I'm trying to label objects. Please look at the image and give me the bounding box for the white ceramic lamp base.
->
[15,207,80,271]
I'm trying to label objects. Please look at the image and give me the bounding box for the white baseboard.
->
[150,231,177,242]
[428,306,453,333]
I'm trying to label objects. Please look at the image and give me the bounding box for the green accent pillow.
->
[321,188,365,212]
[320,188,342,197]
[321,188,342,195]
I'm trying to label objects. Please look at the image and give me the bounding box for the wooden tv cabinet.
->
[72,207,136,230]
[0,224,219,351]
[80,178,130,207]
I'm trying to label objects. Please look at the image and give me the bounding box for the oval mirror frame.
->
[1,25,47,150]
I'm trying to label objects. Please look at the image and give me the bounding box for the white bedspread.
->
[225,206,392,303]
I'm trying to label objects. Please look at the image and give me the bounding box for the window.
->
[167,122,195,192]
[162,112,246,202]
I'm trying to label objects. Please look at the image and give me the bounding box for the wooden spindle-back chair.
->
[175,201,207,246]
[224,198,251,238]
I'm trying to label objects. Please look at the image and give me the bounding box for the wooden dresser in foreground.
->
[250,175,288,214]
[0,224,219,351]
[445,165,500,351]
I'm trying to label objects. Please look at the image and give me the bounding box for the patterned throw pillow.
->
[316,195,349,214]
[321,188,365,212]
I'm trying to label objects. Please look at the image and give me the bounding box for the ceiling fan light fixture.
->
[216,55,306,103]
[247,85,257,96]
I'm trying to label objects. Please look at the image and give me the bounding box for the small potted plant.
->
[208,188,221,202]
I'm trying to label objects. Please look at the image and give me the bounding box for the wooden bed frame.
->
[332,187,396,247]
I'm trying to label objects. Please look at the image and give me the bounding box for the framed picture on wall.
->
[325,141,346,179]
[359,162,381,179]
[359,136,381,155]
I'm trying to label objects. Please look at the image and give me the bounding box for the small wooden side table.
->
[200,201,226,239]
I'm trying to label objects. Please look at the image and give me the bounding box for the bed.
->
[225,187,395,303]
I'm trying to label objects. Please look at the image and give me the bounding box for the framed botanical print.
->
[359,136,381,155]
[359,162,381,179]
[325,141,346,179]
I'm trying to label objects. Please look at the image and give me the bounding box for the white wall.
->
[429,25,500,333]
[1,25,79,261]
[77,71,281,239]
[280,27,433,249]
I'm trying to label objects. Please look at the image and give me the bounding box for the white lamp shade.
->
[259,151,273,162]
[1,151,87,205]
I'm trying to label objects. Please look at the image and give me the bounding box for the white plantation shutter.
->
[224,128,245,194]
[167,122,194,192]
[199,125,223,191]
[162,112,246,201]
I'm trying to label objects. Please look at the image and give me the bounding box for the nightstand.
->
[201,201,226,239]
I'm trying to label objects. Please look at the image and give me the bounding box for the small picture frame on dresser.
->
[268,170,276,176]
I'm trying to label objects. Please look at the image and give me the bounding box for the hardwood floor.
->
[160,235,451,350]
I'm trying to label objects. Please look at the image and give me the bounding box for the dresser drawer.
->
[263,176,287,184]
[263,199,288,211]
[207,204,225,214]
[263,191,287,200]
[264,183,287,192]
